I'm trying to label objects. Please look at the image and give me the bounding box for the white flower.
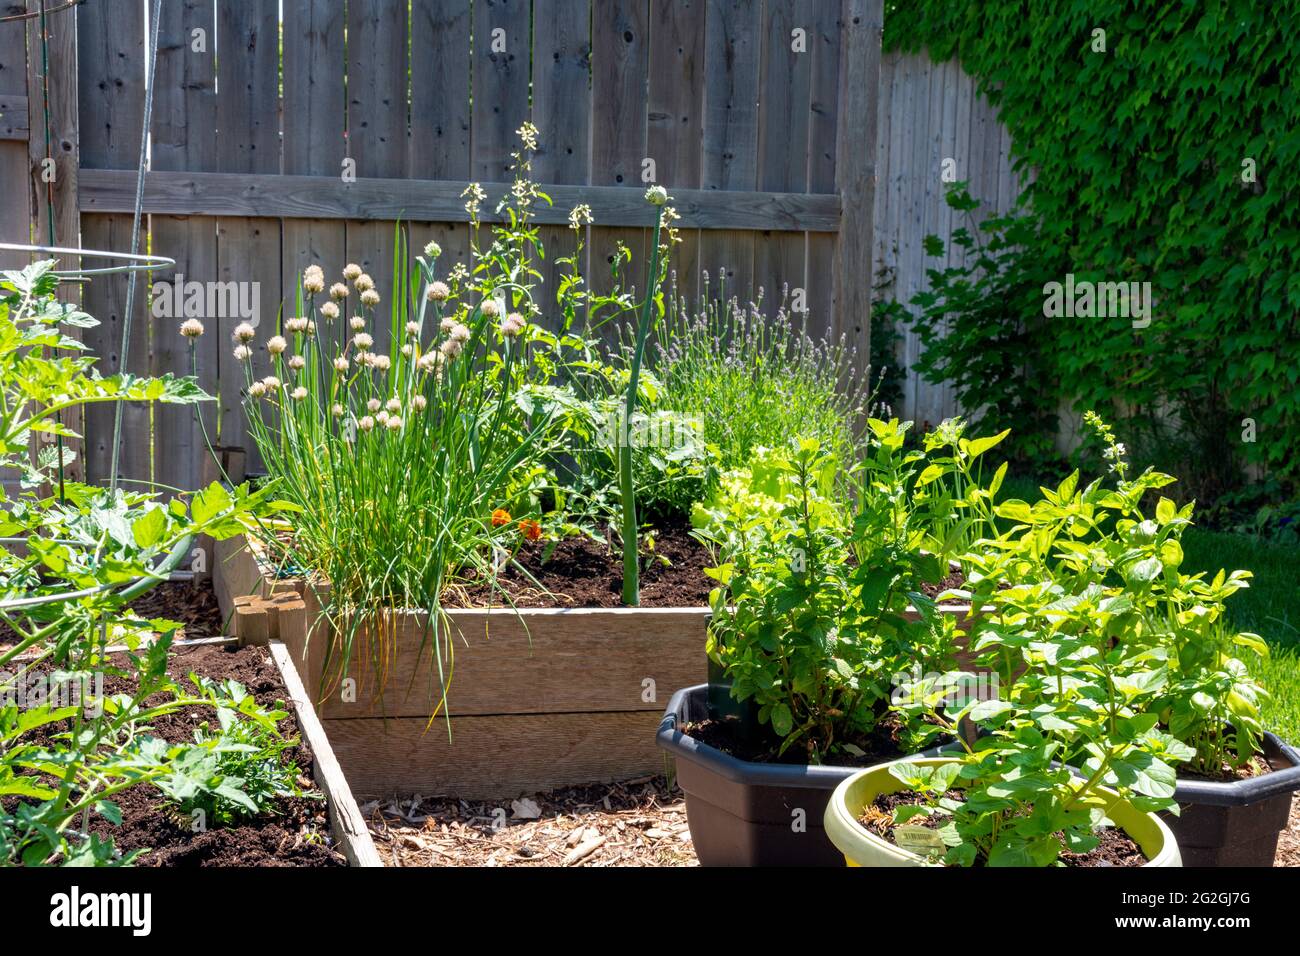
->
[330,282,349,300]
[424,241,442,258]
[350,315,367,331]
[358,415,375,432]
[331,403,344,417]
[303,265,325,294]
[450,323,470,344]
[289,355,306,371]
[568,203,593,229]
[291,386,308,400]
[360,289,381,308]
[401,343,413,357]
[516,121,539,152]
[261,375,281,391]
[377,411,390,426]
[306,320,317,335]
[233,322,256,343]
[427,281,450,302]
[501,312,526,337]
[645,185,669,206]
[233,344,252,362]
[180,318,205,339]
[343,263,363,281]
[440,317,457,334]
[367,398,381,413]
[266,335,288,355]
[440,338,462,360]
[406,321,420,337]
[386,415,403,431]
[352,332,373,351]
[354,273,375,292]
[286,316,309,333]
[386,398,402,414]
[320,301,340,321]
[411,394,428,412]
[480,299,501,319]
[248,381,266,398]
[417,351,444,373]
[369,353,391,372]
[334,356,350,373]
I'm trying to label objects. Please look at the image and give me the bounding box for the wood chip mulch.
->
[365,776,697,867]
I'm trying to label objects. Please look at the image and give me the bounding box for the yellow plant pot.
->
[824,757,1182,868]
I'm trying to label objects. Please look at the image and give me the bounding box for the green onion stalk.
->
[619,187,669,606]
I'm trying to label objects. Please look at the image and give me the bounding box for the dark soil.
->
[918,570,966,599]
[683,712,930,767]
[1177,754,1270,782]
[861,790,1147,867]
[449,515,714,608]
[6,641,345,867]
[121,578,228,638]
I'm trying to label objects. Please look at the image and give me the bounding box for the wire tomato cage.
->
[0,0,188,615]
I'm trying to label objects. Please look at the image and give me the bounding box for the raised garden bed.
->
[216,533,710,801]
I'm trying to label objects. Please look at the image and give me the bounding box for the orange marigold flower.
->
[518,518,542,541]
[491,508,512,527]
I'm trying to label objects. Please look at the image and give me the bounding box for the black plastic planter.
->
[658,684,952,866]
[1164,733,1300,867]
[657,685,856,865]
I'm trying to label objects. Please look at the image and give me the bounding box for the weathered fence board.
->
[76,0,147,487]
[871,50,1022,425]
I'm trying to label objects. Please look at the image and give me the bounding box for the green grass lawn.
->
[1182,528,1300,745]
[996,474,1300,743]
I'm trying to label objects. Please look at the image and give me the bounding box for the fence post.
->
[26,0,82,482]
[833,0,882,376]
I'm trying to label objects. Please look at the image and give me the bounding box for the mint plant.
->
[696,419,1012,762]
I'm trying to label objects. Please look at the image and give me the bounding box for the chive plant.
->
[236,127,585,711]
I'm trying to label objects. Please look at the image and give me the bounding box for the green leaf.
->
[132,506,167,549]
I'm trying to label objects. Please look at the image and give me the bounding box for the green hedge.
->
[885,1,1300,497]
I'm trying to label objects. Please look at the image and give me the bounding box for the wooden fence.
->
[872,50,1022,427]
[0,2,1022,495]
[0,0,882,493]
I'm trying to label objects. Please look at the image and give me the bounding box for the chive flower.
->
[234,322,256,343]
[427,281,450,302]
[180,318,205,339]
[267,335,288,355]
[343,263,363,281]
